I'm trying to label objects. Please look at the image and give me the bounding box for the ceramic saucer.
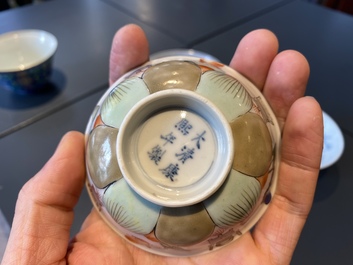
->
[320,111,345,169]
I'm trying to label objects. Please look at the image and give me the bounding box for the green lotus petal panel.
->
[196,71,252,122]
[155,203,215,246]
[87,126,121,188]
[231,112,272,176]
[101,77,150,128]
[204,169,261,227]
[103,178,162,235]
[143,61,201,92]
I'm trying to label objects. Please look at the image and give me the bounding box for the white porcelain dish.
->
[320,111,345,169]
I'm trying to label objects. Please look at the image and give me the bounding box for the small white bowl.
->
[0,29,57,94]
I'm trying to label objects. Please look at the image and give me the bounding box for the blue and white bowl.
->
[0,29,57,94]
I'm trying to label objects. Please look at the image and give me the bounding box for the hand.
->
[2,24,323,265]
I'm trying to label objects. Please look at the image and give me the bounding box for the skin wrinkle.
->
[9,132,85,265]
[281,99,323,170]
[18,211,70,264]
[68,219,131,265]
[272,190,311,218]
[69,243,105,265]
[12,232,42,264]
[20,185,79,224]
[21,183,79,212]
[282,132,319,162]
[281,151,318,172]
[282,131,323,171]
[272,224,297,265]
[254,199,304,265]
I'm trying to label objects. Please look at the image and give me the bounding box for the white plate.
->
[321,111,345,169]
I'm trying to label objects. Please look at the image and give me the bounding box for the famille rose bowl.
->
[85,55,281,256]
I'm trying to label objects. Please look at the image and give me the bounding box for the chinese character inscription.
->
[159,163,179,182]
[175,119,193,135]
[146,117,208,182]
[148,145,166,165]
[176,146,195,164]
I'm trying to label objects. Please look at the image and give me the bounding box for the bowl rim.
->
[0,29,58,73]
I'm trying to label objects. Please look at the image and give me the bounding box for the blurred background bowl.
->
[150,48,220,62]
[0,29,57,94]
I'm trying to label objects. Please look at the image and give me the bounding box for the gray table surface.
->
[194,1,353,263]
[194,0,353,135]
[0,89,104,239]
[100,0,293,44]
[1,0,352,264]
[0,0,182,138]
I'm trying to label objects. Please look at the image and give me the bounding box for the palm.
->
[68,26,322,265]
[2,25,323,265]
[68,210,264,265]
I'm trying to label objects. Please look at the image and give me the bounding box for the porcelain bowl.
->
[0,29,57,94]
[85,56,281,256]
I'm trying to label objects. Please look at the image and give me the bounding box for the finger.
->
[3,131,85,265]
[25,131,85,209]
[253,97,323,265]
[263,50,310,129]
[229,29,279,90]
[109,24,149,85]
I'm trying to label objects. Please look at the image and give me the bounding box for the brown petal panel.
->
[231,112,272,176]
[155,203,215,246]
[143,61,201,92]
[87,125,122,188]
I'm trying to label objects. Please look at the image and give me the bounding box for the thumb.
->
[2,131,85,265]
[109,24,149,85]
